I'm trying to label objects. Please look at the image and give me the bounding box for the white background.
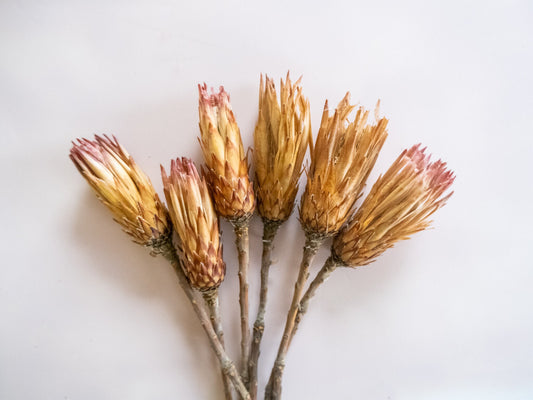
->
[1,1,532,399]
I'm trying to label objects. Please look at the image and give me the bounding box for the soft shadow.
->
[71,186,221,396]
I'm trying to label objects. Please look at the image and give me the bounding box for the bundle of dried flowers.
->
[70,74,454,400]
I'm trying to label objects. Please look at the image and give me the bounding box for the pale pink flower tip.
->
[70,135,127,172]
[404,143,455,199]
[198,83,231,109]
[169,157,201,180]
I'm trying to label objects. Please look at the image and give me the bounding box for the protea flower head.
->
[332,144,455,267]
[253,73,312,223]
[70,135,170,246]
[198,84,255,222]
[299,93,388,237]
[161,157,225,290]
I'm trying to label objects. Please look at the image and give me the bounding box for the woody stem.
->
[248,219,281,400]
[232,218,251,385]
[203,288,234,400]
[156,237,250,400]
[289,255,339,346]
[264,232,325,400]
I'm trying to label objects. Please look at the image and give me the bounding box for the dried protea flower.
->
[198,84,255,221]
[70,135,170,246]
[253,73,312,223]
[161,158,225,291]
[299,93,388,237]
[332,144,455,266]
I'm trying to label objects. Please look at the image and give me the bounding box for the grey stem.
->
[232,219,251,385]
[155,237,250,400]
[248,219,281,399]
[264,233,325,400]
[203,288,234,400]
[289,256,339,346]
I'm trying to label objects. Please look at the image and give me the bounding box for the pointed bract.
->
[299,94,388,236]
[198,84,255,221]
[70,135,170,246]
[253,73,312,223]
[333,144,455,266]
[162,158,226,290]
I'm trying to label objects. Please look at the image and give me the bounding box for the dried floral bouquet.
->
[70,73,454,400]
